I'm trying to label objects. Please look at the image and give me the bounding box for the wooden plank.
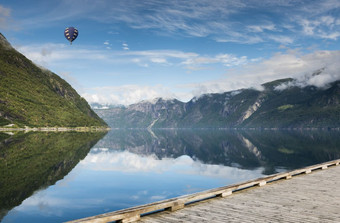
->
[258,181,266,186]
[219,190,232,197]
[166,201,185,212]
[67,159,340,223]
[140,165,340,222]
[117,215,140,223]
[285,175,292,179]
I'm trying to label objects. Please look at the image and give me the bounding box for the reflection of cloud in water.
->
[15,191,105,217]
[81,148,264,181]
[16,192,65,217]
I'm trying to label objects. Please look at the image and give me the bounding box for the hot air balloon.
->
[64,27,78,44]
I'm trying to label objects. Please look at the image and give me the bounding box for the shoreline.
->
[2,126,339,132]
[0,126,110,132]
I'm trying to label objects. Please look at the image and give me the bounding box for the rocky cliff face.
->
[0,33,107,127]
[96,78,340,129]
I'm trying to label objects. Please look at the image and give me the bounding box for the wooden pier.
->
[67,159,340,223]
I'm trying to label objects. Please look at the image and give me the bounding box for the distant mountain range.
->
[95,78,340,129]
[0,33,107,127]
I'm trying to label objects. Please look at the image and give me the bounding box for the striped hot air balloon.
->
[64,27,78,45]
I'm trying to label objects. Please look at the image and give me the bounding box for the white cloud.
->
[104,40,112,49]
[131,58,149,67]
[82,85,177,105]
[299,19,315,36]
[182,54,249,68]
[7,0,340,45]
[320,16,335,26]
[0,5,11,29]
[94,0,339,44]
[298,0,340,15]
[122,50,199,67]
[298,15,340,40]
[16,43,250,72]
[150,57,167,64]
[122,50,198,59]
[14,44,340,106]
[215,34,264,44]
[275,70,339,91]
[318,31,340,40]
[216,54,248,67]
[16,44,199,69]
[182,50,340,98]
[247,24,276,33]
[267,35,294,44]
[80,49,340,105]
[122,43,129,50]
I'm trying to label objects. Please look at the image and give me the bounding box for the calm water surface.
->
[1,129,340,222]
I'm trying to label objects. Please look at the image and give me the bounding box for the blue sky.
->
[1,0,340,105]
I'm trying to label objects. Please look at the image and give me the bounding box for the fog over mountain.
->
[188,50,340,100]
[95,75,340,129]
[87,50,340,107]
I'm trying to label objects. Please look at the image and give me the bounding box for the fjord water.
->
[1,130,340,222]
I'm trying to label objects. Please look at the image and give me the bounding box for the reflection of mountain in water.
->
[0,131,106,221]
[96,129,340,175]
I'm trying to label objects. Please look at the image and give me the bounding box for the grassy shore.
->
[0,126,110,132]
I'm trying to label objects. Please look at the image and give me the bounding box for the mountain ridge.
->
[95,78,340,129]
[0,33,107,127]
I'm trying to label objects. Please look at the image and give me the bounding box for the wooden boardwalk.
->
[67,160,340,223]
[140,164,340,223]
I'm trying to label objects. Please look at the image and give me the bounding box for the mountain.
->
[0,33,107,127]
[96,78,340,129]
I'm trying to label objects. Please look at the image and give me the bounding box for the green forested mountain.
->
[96,78,340,129]
[0,33,107,127]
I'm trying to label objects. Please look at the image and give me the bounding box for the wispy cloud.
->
[298,15,340,40]
[16,42,340,105]
[17,42,252,73]
[267,35,294,44]
[122,43,129,50]
[82,85,176,105]
[103,40,111,49]
[182,54,249,68]
[247,24,276,33]
[16,43,114,67]
[10,0,340,44]
[16,44,195,67]
[97,0,340,43]
[184,49,340,97]
[0,4,11,29]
